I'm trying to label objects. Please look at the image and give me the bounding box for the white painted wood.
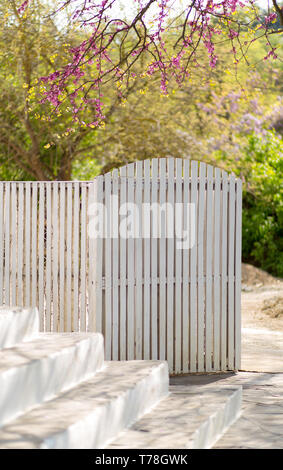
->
[167,158,175,372]
[24,182,31,308]
[73,182,80,332]
[182,159,189,373]
[105,172,112,359]
[151,159,158,360]
[127,163,135,360]
[143,160,151,360]
[213,168,221,371]
[0,184,3,306]
[38,183,45,331]
[235,178,242,370]
[80,184,87,332]
[0,160,241,374]
[159,158,167,361]
[46,184,52,331]
[52,183,59,332]
[59,182,65,333]
[205,164,213,372]
[135,161,143,360]
[17,184,24,307]
[228,174,236,370]
[197,162,206,372]
[4,184,11,306]
[66,183,73,332]
[221,171,228,370]
[190,161,198,373]
[112,169,119,360]
[175,158,182,374]
[94,176,104,334]
[119,166,127,360]
[31,184,38,309]
[88,177,103,335]
[11,183,17,306]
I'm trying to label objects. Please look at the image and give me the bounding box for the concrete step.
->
[0,332,104,427]
[107,384,242,449]
[0,360,168,449]
[0,307,39,349]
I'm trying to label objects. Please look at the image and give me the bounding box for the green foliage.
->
[240,132,283,277]
[71,157,101,180]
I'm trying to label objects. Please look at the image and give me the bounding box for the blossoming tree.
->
[18,0,283,127]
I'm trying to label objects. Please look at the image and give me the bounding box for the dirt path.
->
[241,263,283,332]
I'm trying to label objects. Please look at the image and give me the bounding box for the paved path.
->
[241,327,283,373]
[171,327,283,449]
[171,371,283,449]
[214,372,283,448]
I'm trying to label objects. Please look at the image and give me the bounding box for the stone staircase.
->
[0,307,242,449]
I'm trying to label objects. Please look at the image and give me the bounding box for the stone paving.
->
[108,383,242,449]
[171,327,283,449]
[214,372,283,448]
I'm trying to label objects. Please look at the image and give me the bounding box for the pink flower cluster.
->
[17,0,29,14]
[36,0,279,127]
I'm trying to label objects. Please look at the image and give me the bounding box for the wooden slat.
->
[213,168,221,370]
[197,162,206,372]
[159,158,167,361]
[119,167,127,360]
[190,161,198,372]
[175,158,182,373]
[52,183,59,332]
[11,183,17,306]
[235,178,242,370]
[45,184,52,331]
[167,158,175,372]
[127,163,135,360]
[17,184,24,307]
[112,169,119,360]
[38,183,45,331]
[96,176,104,334]
[221,171,228,370]
[151,159,158,360]
[80,184,87,331]
[205,164,213,372]
[31,184,38,309]
[59,182,65,332]
[228,173,236,369]
[182,160,189,373]
[4,183,11,306]
[66,183,73,332]
[143,160,151,360]
[25,182,31,307]
[72,182,80,332]
[135,161,143,359]
[105,171,112,359]
[0,184,3,305]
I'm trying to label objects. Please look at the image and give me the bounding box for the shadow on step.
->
[170,372,236,386]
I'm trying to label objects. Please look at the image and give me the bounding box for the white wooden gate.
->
[89,158,242,374]
[0,158,242,374]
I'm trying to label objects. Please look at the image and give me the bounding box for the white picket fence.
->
[0,158,242,374]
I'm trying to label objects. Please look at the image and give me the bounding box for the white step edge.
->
[0,332,104,428]
[188,386,242,448]
[108,385,242,449]
[0,361,169,449]
[0,307,39,349]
